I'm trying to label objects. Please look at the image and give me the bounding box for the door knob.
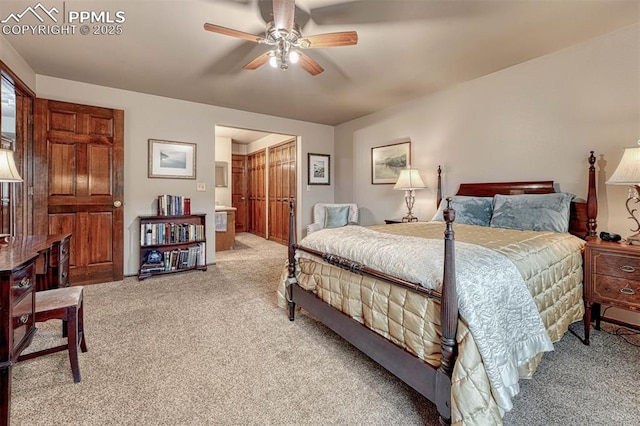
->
[113,200,122,208]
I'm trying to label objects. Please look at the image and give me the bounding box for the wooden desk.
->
[0,233,71,426]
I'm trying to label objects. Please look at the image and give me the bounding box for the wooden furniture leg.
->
[17,287,88,383]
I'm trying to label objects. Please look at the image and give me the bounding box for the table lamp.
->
[0,148,23,245]
[607,143,640,244]
[393,166,426,222]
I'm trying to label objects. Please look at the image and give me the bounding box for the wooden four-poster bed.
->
[282,152,598,425]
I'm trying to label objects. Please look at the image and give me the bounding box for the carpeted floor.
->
[10,233,640,425]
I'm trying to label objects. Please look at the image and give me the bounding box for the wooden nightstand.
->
[583,238,640,345]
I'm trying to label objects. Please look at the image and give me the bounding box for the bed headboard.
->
[435,152,597,239]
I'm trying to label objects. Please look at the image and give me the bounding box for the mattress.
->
[277,222,585,425]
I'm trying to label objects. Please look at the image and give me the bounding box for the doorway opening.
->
[215,125,298,246]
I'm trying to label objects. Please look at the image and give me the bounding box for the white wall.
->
[0,35,35,90]
[34,76,334,276]
[335,24,640,324]
[336,24,639,236]
[214,136,232,207]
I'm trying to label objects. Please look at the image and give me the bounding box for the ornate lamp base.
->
[401,215,418,223]
[626,232,640,245]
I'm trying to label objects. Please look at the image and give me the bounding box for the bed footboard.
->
[286,198,458,425]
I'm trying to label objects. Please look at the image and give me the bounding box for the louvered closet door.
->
[268,139,295,245]
[34,99,124,285]
[247,149,266,238]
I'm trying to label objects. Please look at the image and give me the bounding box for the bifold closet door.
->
[247,149,266,238]
[231,154,247,233]
[268,139,295,245]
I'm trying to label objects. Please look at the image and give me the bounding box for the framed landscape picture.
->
[371,140,411,184]
[308,153,330,185]
[148,139,196,179]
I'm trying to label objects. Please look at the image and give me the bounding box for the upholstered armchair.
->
[307,203,359,234]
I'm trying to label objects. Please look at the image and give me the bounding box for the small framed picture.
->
[308,153,330,185]
[148,139,196,179]
[371,140,411,184]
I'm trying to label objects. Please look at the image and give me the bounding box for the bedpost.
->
[587,151,598,238]
[436,165,443,208]
[436,197,458,425]
[287,198,297,321]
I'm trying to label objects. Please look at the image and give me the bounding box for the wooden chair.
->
[16,286,88,383]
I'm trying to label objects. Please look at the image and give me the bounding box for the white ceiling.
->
[2,0,639,126]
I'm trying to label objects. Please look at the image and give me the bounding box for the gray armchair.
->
[307,203,359,234]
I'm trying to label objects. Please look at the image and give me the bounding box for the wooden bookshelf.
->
[138,214,206,280]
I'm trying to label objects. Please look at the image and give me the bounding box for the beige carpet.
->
[10,233,640,425]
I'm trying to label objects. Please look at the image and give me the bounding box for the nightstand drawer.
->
[591,274,640,309]
[592,251,640,281]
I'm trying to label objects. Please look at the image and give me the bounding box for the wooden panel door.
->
[247,149,266,238]
[34,99,124,285]
[268,139,296,245]
[231,154,247,233]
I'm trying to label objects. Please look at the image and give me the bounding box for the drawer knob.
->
[18,277,30,288]
[620,265,636,273]
[620,287,636,295]
[19,314,29,324]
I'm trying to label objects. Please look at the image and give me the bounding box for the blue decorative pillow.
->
[431,196,494,226]
[490,193,574,233]
[324,206,350,228]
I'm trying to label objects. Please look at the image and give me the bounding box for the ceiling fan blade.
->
[272,0,295,31]
[298,52,324,76]
[299,31,358,48]
[203,23,263,43]
[243,52,271,70]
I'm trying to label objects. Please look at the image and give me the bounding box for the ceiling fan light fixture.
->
[204,0,357,76]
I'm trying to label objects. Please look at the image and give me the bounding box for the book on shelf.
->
[197,242,206,266]
[139,263,166,274]
[160,244,202,271]
[140,222,205,246]
[157,194,192,216]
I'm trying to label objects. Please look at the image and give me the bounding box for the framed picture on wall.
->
[308,153,330,185]
[371,140,411,184]
[148,139,197,179]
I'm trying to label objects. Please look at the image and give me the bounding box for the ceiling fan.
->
[204,0,358,76]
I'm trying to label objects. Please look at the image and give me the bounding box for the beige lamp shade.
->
[607,146,640,185]
[393,167,426,190]
[0,149,22,182]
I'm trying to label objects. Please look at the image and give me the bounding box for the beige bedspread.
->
[277,222,585,425]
